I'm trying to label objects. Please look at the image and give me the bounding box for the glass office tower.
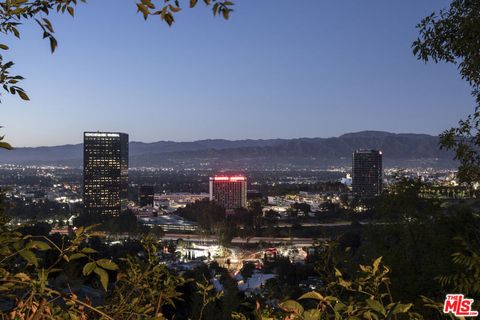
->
[83,132,129,216]
[352,149,383,200]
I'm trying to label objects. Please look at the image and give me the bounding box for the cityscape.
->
[0,0,479,319]
[0,129,474,318]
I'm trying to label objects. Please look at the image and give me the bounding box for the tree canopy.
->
[413,0,480,183]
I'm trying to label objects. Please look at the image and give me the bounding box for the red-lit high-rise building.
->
[209,176,247,210]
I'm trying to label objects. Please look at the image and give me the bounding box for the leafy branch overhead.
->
[0,0,234,102]
[412,0,480,184]
[413,0,480,88]
[136,0,234,25]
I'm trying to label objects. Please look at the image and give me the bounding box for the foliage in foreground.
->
[0,222,186,319]
[270,257,421,320]
[413,0,480,184]
[0,192,479,319]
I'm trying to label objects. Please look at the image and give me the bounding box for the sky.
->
[2,0,476,147]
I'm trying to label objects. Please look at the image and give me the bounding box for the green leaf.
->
[359,264,370,273]
[96,259,118,271]
[364,310,375,320]
[75,226,85,236]
[27,240,51,251]
[279,300,304,315]
[49,36,57,53]
[334,268,342,277]
[169,4,181,12]
[137,3,149,19]
[366,299,386,316]
[69,253,87,260]
[19,250,38,266]
[12,27,20,38]
[67,6,74,16]
[42,18,54,33]
[392,303,412,314]
[333,300,346,312]
[82,261,96,276]
[164,12,174,26]
[94,267,109,291]
[303,309,322,320]
[324,296,340,303]
[81,247,97,254]
[298,291,324,301]
[222,9,229,20]
[212,2,219,15]
[141,0,155,9]
[17,90,29,101]
[338,278,351,288]
[0,142,13,150]
[373,256,382,273]
[0,44,9,50]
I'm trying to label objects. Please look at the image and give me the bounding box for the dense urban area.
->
[0,132,477,319]
[1,0,479,318]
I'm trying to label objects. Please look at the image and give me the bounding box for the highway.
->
[161,234,327,245]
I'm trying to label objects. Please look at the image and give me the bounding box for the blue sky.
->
[2,0,475,146]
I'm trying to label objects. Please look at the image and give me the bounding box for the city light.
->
[212,176,246,181]
[84,132,120,138]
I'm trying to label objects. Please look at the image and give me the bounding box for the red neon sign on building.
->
[212,176,246,182]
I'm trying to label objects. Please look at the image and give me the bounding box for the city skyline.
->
[0,1,478,318]
[2,0,474,147]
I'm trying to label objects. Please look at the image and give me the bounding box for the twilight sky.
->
[2,0,475,147]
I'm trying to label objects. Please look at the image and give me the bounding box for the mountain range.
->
[0,131,456,169]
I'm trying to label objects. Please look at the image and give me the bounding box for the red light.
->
[211,176,246,182]
[229,176,246,181]
[212,176,229,181]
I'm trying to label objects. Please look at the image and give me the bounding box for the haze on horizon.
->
[2,0,475,147]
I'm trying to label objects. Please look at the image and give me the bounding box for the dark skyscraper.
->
[139,185,154,207]
[83,132,129,217]
[352,149,383,200]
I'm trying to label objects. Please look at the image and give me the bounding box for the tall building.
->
[209,176,247,210]
[352,149,383,200]
[83,132,129,216]
[138,185,154,207]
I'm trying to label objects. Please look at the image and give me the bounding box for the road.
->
[161,221,385,245]
[162,234,326,245]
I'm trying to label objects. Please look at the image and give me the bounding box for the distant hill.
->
[0,131,456,169]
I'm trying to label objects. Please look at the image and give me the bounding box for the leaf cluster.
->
[0,0,86,102]
[137,0,234,25]
[0,0,234,102]
[273,257,422,320]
